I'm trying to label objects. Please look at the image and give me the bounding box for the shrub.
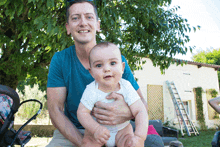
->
[16,84,47,120]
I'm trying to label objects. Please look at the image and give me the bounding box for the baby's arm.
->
[77,103,110,145]
[130,99,148,144]
[208,96,220,113]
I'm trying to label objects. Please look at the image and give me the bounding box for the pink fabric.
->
[147,125,160,136]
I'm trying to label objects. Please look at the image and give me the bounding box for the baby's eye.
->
[111,62,116,65]
[96,64,102,68]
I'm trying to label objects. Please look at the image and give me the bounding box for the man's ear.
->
[65,23,71,35]
[122,62,125,73]
[96,20,101,32]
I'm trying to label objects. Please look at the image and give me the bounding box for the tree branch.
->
[30,44,42,54]
[21,34,31,51]
[22,0,30,21]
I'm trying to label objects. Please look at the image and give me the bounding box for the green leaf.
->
[0,0,7,6]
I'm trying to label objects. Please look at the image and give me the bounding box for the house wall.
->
[134,58,220,128]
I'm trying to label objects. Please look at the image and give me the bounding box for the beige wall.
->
[134,58,220,128]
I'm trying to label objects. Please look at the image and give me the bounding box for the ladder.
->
[166,81,199,137]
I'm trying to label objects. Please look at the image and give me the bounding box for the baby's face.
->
[89,45,125,89]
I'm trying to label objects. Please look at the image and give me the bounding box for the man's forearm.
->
[50,109,83,146]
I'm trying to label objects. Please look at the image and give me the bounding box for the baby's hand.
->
[94,125,110,145]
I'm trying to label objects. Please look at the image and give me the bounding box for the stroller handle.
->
[0,84,20,113]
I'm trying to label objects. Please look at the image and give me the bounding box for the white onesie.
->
[80,79,140,147]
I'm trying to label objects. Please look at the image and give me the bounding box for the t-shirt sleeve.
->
[122,80,140,106]
[121,55,139,91]
[47,52,65,87]
[80,86,97,111]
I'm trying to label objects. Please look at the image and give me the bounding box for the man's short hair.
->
[66,0,99,23]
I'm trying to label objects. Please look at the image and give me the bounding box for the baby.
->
[77,42,148,147]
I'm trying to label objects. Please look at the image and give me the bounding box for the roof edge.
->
[173,58,220,70]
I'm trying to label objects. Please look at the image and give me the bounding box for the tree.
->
[0,0,199,90]
[193,48,220,87]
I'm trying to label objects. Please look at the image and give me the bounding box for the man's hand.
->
[94,125,110,145]
[92,92,133,125]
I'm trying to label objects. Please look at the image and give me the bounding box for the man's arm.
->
[93,88,147,125]
[208,96,220,113]
[47,87,83,146]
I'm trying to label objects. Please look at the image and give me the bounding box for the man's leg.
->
[130,121,164,147]
[46,129,85,147]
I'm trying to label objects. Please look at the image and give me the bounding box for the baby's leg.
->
[81,129,104,147]
[115,123,134,147]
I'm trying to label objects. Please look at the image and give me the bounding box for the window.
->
[183,101,190,116]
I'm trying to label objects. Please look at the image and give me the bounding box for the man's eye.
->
[87,16,93,20]
[96,64,102,67]
[72,17,78,21]
[111,62,116,65]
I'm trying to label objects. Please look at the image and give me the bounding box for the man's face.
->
[66,2,100,44]
[89,46,125,90]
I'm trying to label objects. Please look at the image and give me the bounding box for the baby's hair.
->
[89,42,122,66]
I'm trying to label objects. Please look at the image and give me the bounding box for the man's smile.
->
[78,30,90,33]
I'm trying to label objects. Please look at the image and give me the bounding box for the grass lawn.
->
[178,130,216,147]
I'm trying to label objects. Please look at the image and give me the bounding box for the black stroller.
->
[0,84,43,147]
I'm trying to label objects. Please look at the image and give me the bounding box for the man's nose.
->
[79,16,87,26]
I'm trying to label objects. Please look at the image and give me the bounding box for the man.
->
[47,0,163,146]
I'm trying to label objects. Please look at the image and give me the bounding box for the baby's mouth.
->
[104,75,112,79]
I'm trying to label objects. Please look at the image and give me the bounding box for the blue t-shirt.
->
[47,45,139,129]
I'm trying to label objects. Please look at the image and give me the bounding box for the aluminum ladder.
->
[166,81,199,137]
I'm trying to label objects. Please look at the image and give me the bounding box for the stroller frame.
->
[0,84,43,147]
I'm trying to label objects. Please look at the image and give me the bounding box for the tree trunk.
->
[0,69,18,90]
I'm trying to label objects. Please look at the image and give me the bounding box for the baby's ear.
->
[122,62,125,73]
[88,67,91,73]
[88,68,93,76]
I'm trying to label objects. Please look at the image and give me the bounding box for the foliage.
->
[16,84,47,121]
[207,89,219,119]
[193,48,220,87]
[207,89,218,98]
[163,117,175,127]
[193,48,220,65]
[0,0,199,90]
[17,74,46,94]
[97,0,199,72]
[194,87,207,130]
